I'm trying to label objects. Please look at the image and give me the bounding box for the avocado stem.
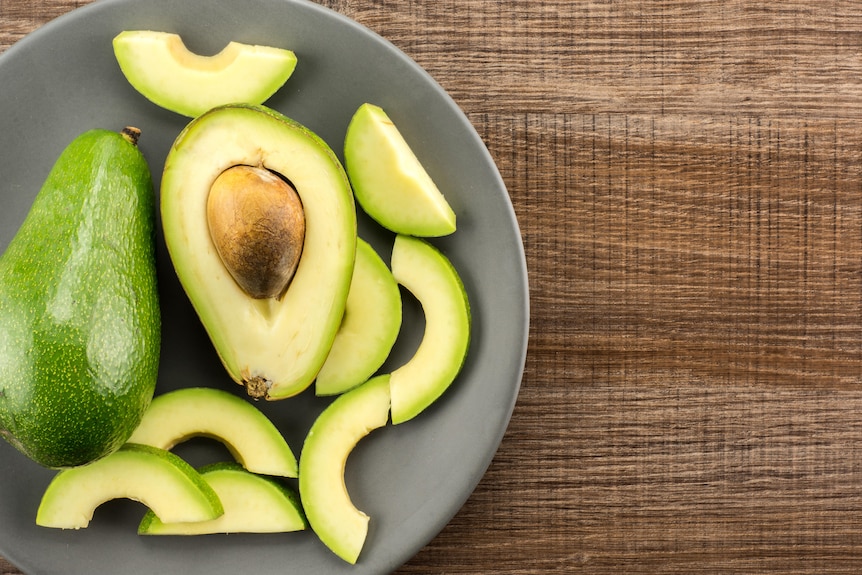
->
[121,126,142,147]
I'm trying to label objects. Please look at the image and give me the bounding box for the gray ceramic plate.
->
[0,0,528,573]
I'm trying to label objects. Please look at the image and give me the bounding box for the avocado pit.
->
[207,164,306,299]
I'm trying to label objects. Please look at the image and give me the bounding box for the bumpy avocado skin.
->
[0,129,160,469]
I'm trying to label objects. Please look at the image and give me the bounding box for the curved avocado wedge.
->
[127,387,297,477]
[161,104,356,400]
[344,103,456,237]
[36,443,223,529]
[139,462,306,535]
[299,375,391,564]
[389,235,471,424]
[113,31,297,118]
[316,239,402,396]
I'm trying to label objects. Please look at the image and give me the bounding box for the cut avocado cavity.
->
[113,31,297,117]
[161,104,356,400]
[36,443,223,529]
[127,387,297,477]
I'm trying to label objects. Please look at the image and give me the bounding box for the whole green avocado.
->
[0,127,160,469]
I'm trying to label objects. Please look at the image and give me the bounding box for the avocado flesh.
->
[316,238,402,396]
[138,462,306,534]
[113,31,298,118]
[299,375,391,564]
[0,129,160,468]
[161,104,356,400]
[344,103,456,237]
[128,387,297,477]
[389,235,471,424]
[36,443,223,529]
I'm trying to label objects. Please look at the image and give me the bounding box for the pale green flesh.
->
[161,104,356,400]
[36,444,223,529]
[127,387,297,477]
[344,103,456,237]
[389,236,471,424]
[316,239,402,396]
[299,375,391,564]
[113,31,297,118]
[138,463,306,534]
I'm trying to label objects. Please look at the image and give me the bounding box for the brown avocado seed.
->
[207,164,306,299]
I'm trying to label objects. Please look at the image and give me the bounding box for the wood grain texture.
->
[4,0,862,573]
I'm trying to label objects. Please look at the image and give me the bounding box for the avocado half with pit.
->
[161,104,356,400]
[113,31,297,118]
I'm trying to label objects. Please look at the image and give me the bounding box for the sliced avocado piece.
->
[36,443,223,529]
[389,235,471,424]
[316,238,402,396]
[344,103,456,237]
[113,31,297,117]
[127,387,297,477]
[299,375,391,564]
[161,104,356,400]
[138,462,306,535]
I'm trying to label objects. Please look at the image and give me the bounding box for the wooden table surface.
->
[4,0,862,573]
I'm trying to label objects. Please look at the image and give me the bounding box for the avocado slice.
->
[344,103,456,237]
[128,387,297,477]
[36,443,223,529]
[161,104,356,400]
[389,235,471,424]
[113,31,297,118]
[0,127,160,468]
[316,238,402,396]
[138,462,306,535]
[299,375,391,564]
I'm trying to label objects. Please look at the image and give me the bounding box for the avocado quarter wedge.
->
[344,103,456,237]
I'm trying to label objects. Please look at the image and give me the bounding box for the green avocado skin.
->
[0,129,160,469]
